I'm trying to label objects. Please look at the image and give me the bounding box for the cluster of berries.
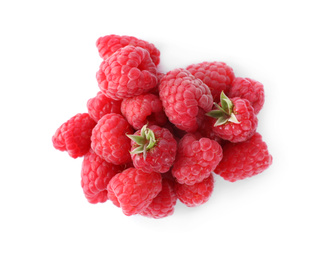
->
[52,34,273,219]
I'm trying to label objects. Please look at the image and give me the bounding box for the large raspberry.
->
[159,68,213,132]
[175,173,214,207]
[81,149,121,204]
[96,45,158,100]
[108,168,162,216]
[87,91,121,122]
[91,113,133,165]
[52,113,96,158]
[186,61,235,102]
[172,133,222,185]
[121,93,167,130]
[96,34,160,66]
[215,132,272,182]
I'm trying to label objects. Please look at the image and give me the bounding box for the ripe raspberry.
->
[215,132,273,182]
[186,61,235,102]
[108,168,162,216]
[91,113,133,165]
[128,125,177,173]
[81,149,121,204]
[87,91,121,122]
[121,93,167,130]
[207,92,258,143]
[52,113,96,158]
[228,77,265,114]
[96,45,158,100]
[140,179,177,219]
[159,68,213,132]
[175,173,214,207]
[172,133,222,185]
[96,34,160,66]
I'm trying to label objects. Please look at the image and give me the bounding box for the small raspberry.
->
[140,179,177,219]
[52,113,96,158]
[159,68,213,132]
[207,92,258,143]
[172,133,223,185]
[215,132,273,182]
[186,61,235,102]
[228,77,265,114]
[96,45,158,100]
[175,173,214,207]
[128,125,177,173]
[91,113,133,165]
[121,93,167,130]
[96,34,160,66]
[87,91,121,122]
[108,168,162,216]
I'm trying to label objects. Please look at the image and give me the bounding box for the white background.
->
[1,0,334,259]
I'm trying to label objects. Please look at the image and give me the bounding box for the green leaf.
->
[214,116,229,126]
[126,134,145,145]
[220,91,233,115]
[228,113,240,124]
[206,110,224,119]
[130,146,144,154]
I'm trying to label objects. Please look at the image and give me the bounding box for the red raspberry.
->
[91,113,133,165]
[215,132,273,182]
[107,168,162,216]
[81,149,121,204]
[96,45,158,100]
[159,68,213,132]
[52,113,96,158]
[186,61,235,102]
[96,34,160,66]
[128,125,177,173]
[172,133,222,185]
[207,92,258,143]
[228,77,265,114]
[87,91,121,122]
[121,93,167,130]
[175,173,214,207]
[140,179,177,219]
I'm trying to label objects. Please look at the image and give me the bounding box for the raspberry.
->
[121,93,167,130]
[228,77,265,114]
[52,113,96,158]
[107,168,162,216]
[215,132,272,182]
[207,92,258,143]
[91,113,133,165]
[175,173,214,207]
[186,61,235,102]
[159,68,213,132]
[81,149,121,204]
[96,46,158,100]
[128,125,177,173]
[140,179,177,219]
[96,34,160,66]
[172,133,222,185]
[87,91,121,122]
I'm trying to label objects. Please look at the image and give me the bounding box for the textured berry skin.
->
[211,98,258,143]
[121,94,167,130]
[228,77,265,114]
[159,68,213,132]
[131,125,177,173]
[91,113,133,165]
[81,149,121,204]
[186,61,235,102]
[140,179,177,219]
[215,132,272,182]
[96,46,158,100]
[176,173,214,207]
[96,34,160,66]
[87,91,121,122]
[172,133,223,185]
[52,113,96,158]
[108,168,162,216]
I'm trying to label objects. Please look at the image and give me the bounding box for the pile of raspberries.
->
[52,34,273,219]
